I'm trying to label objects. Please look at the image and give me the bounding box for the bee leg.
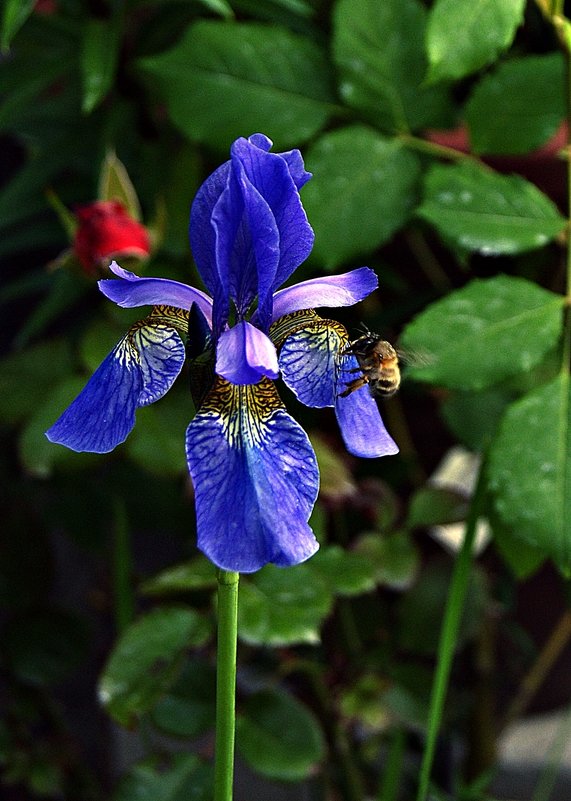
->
[338,375,368,398]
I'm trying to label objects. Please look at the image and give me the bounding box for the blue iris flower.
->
[46,133,398,573]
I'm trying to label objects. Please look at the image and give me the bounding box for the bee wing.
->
[396,345,435,368]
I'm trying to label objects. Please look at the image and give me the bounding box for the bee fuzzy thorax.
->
[339,332,401,399]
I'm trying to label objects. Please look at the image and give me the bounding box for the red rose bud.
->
[73,200,151,275]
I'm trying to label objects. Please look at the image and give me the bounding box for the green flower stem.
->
[214,569,240,801]
[415,459,487,801]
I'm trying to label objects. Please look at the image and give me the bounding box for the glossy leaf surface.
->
[138,21,334,150]
[303,126,421,268]
[333,0,451,133]
[426,0,525,82]
[489,373,571,572]
[236,689,325,780]
[238,563,332,645]
[401,276,563,390]
[466,54,565,155]
[99,607,211,726]
[417,163,566,255]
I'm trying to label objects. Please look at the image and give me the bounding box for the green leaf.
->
[491,517,545,580]
[113,754,212,801]
[441,389,513,450]
[466,53,565,155]
[1,0,35,51]
[332,0,452,134]
[303,126,421,269]
[238,563,332,645]
[141,557,217,596]
[407,487,468,528]
[397,560,487,655]
[138,21,335,150]
[426,0,526,82]
[308,545,376,597]
[126,390,190,476]
[400,275,564,391]
[0,339,72,425]
[417,162,566,256]
[151,660,216,738]
[236,689,325,780]
[81,18,121,113]
[196,0,234,18]
[354,531,419,591]
[5,609,89,686]
[99,607,212,726]
[488,373,571,571]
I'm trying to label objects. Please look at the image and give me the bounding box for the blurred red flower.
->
[73,201,151,275]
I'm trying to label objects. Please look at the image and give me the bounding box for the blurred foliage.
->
[1,0,571,799]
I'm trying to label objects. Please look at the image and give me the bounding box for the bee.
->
[339,329,401,399]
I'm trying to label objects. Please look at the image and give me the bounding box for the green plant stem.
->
[214,569,239,801]
[112,496,134,634]
[378,728,407,801]
[397,132,482,165]
[415,459,487,801]
[565,31,571,374]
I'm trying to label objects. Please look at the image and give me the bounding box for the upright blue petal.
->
[46,321,185,453]
[211,155,276,326]
[189,162,230,296]
[186,377,319,573]
[230,137,314,325]
[246,134,312,190]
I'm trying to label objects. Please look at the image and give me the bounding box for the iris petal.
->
[216,321,279,385]
[46,337,142,453]
[100,262,213,325]
[46,321,185,453]
[186,378,319,573]
[132,322,187,405]
[231,137,314,308]
[270,267,378,322]
[335,355,399,458]
[279,318,347,407]
[189,162,231,304]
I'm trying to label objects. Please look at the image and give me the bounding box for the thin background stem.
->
[415,458,487,801]
[214,569,240,801]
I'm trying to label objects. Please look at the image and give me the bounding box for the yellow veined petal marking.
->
[199,376,283,449]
